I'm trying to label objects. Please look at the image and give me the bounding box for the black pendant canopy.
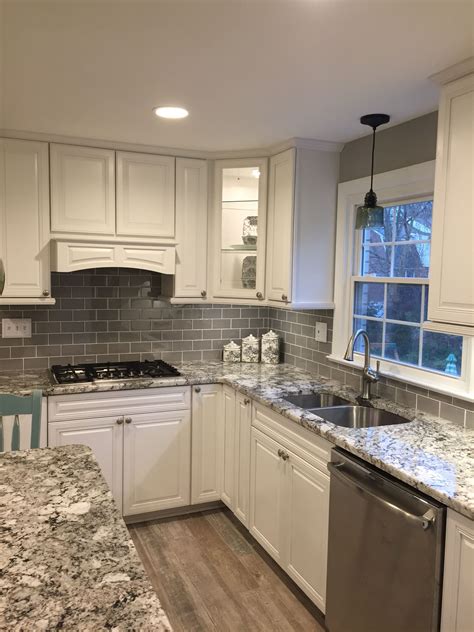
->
[355,113,390,230]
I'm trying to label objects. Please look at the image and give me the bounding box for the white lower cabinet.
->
[285,450,329,611]
[250,427,286,565]
[441,509,474,632]
[49,416,124,513]
[233,391,252,526]
[48,387,191,517]
[191,384,223,504]
[221,386,236,509]
[123,411,191,516]
[250,403,331,612]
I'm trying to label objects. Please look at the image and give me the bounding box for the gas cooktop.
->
[51,360,181,384]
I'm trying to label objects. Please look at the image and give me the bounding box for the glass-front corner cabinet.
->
[212,158,268,300]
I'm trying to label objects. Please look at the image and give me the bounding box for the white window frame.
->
[331,160,474,401]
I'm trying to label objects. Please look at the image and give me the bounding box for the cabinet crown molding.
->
[429,57,474,85]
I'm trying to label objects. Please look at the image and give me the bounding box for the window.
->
[332,161,473,398]
[352,199,463,377]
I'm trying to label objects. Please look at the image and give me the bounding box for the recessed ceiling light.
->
[154,106,189,119]
[251,169,261,178]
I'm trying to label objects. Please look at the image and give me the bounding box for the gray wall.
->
[339,111,438,182]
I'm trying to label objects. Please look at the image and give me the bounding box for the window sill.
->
[326,354,474,403]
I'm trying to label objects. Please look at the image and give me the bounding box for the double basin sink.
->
[283,392,410,429]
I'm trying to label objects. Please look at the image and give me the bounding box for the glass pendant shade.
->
[355,113,390,230]
[355,189,384,229]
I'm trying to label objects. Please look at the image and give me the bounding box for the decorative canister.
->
[242,216,258,246]
[241,334,260,363]
[241,255,256,289]
[261,330,280,364]
[223,340,241,362]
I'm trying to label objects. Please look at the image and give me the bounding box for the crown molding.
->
[0,129,343,159]
[429,57,474,85]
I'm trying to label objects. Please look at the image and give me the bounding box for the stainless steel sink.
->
[283,392,351,409]
[311,405,411,428]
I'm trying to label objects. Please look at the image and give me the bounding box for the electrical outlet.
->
[2,318,32,339]
[315,322,327,343]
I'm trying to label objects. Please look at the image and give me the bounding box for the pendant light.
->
[355,113,390,230]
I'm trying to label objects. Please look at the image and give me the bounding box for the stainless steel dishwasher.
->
[326,449,445,632]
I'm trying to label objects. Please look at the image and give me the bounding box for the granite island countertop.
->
[0,444,171,631]
[1,362,473,520]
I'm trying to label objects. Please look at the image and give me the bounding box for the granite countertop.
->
[0,444,171,631]
[1,362,473,520]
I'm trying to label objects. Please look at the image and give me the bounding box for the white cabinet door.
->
[0,139,50,299]
[285,449,329,613]
[123,410,191,516]
[175,158,208,298]
[249,427,286,564]
[116,151,175,239]
[266,149,295,303]
[48,417,123,512]
[221,386,235,509]
[441,509,474,632]
[234,391,251,527]
[428,74,474,328]
[50,144,115,235]
[191,384,223,504]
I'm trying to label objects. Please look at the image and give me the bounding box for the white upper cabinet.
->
[266,146,340,309]
[50,144,116,236]
[428,72,474,332]
[0,139,52,302]
[212,158,268,301]
[174,158,208,298]
[116,151,175,239]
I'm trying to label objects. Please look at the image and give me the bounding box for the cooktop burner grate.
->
[51,360,181,384]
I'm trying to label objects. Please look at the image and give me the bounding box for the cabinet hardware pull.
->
[256,292,263,299]
[116,417,124,425]
[124,417,132,424]
[277,449,284,458]
[42,290,50,297]
[194,386,201,393]
[244,398,250,405]
[282,451,290,461]
[281,294,288,302]
[201,290,207,298]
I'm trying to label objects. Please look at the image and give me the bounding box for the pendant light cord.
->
[370,126,376,192]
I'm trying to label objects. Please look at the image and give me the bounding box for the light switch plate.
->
[2,318,32,339]
[315,322,327,343]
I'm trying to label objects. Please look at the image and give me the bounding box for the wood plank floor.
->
[129,508,327,632]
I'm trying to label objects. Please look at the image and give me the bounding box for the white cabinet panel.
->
[191,384,223,504]
[123,410,191,516]
[428,74,474,328]
[441,509,474,632]
[266,149,295,303]
[285,450,329,612]
[249,427,286,564]
[221,386,235,509]
[212,158,268,301]
[234,391,251,526]
[48,417,123,512]
[50,144,115,235]
[174,158,208,298]
[0,139,50,299]
[116,151,175,239]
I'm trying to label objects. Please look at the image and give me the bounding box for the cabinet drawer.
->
[48,386,191,422]
[252,403,332,473]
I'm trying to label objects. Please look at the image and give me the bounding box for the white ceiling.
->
[1,0,473,151]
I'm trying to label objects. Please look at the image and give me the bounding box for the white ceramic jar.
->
[223,340,241,362]
[241,334,260,363]
[261,330,280,364]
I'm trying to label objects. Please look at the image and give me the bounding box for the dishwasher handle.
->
[328,461,437,531]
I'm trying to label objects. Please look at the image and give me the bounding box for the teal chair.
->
[0,390,42,451]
